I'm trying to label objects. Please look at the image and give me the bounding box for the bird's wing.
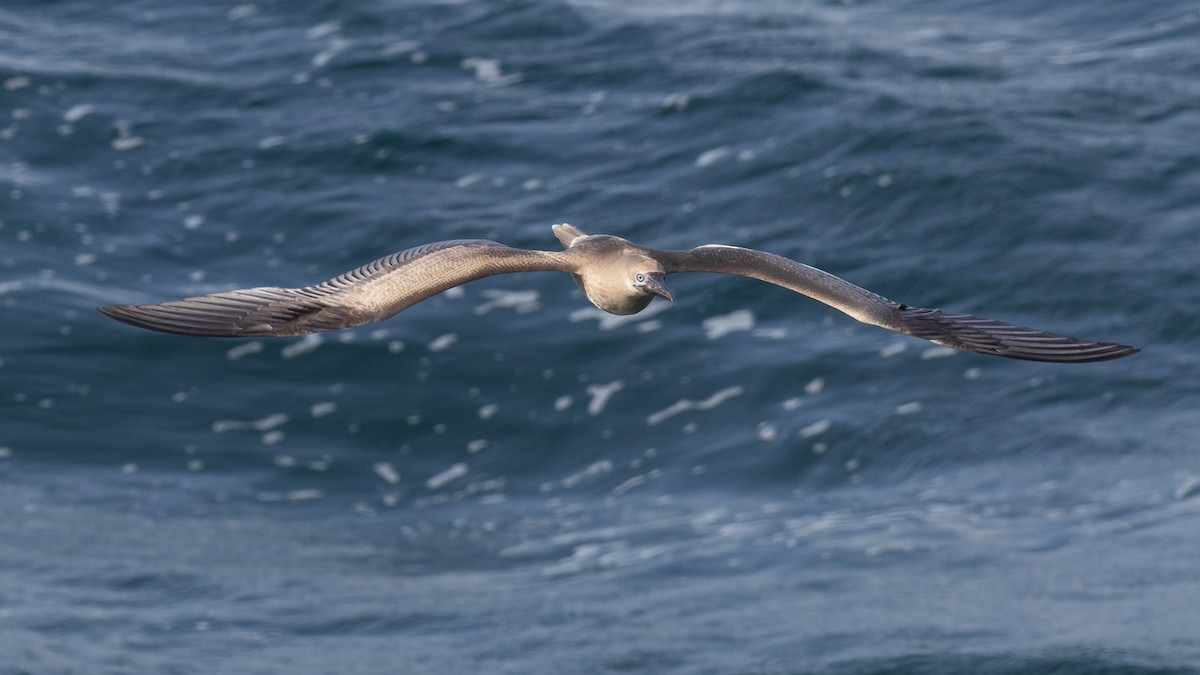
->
[652,245,1138,363]
[98,240,572,337]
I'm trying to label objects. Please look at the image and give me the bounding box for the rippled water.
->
[2,1,1199,672]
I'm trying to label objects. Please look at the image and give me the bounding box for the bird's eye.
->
[635,273,645,283]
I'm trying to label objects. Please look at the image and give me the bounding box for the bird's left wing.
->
[99,240,571,337]
[653,245,1138,363]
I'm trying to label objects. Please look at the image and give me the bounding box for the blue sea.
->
[2,1,1199,672]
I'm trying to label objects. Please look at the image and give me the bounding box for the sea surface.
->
[2,1,1199,673]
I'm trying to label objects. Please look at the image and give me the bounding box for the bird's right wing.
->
[98,240,572,337]
[653,245,1138,363]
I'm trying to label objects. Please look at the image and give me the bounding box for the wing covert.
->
[99,239,570,337]
[652,245,1138,363]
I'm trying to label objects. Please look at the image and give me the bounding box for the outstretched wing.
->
[98,240,571,337]
[652,245,1137,363]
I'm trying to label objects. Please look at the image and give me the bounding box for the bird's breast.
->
[581,280,652,316]
[595,294,653,316]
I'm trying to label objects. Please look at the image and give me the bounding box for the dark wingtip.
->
[97,304,138,324]
[895,306,1141,364]
[96,301,251,337]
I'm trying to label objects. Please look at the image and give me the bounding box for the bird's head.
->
[629,268,672,302]
[611,254,672,315]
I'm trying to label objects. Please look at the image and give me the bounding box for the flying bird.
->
[98,224,1138,363]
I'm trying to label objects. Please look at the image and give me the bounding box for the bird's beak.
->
[643,272,673,302]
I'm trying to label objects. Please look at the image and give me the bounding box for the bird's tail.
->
[552,223,588,249]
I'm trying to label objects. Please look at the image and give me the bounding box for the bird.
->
[98,223,1138,363]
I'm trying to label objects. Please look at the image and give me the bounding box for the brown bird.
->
[98,223,1138,363]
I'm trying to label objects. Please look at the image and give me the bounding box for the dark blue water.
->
[2,1,1199,672]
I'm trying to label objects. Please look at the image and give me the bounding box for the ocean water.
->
[2,0,1199,672]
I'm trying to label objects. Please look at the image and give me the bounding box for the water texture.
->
[1,1,1198,672]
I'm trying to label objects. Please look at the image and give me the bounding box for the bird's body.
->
[98,224,1139,363]
[552,228,668,315]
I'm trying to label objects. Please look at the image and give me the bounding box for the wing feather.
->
[652,245,1137,363]
[99,240,570,337]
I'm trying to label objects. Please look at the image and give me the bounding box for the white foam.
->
[373,462,401,485]
[646,385,743,426]
[461,58,523,86]
[895,401,923,415]
[111,136,144,151]
[426,462,468,490]
[662,93,690,111]
[63,104,94,123]
[474,289,540,315]
[695,146,731,167]
[428,333,458,352]
[612,469,662,496]
[921,346,957,360]
[227,4,258,21]
[1175,475,1200,500]
[805,377,826,395]
[312,38,349,68]
[586,380,625,416]
[4,76,31,91]
[282,334,323,358]
[455,173,483,188]
[212,412,288,434]
[702,309,754,339]
[560,460,613,489]
[478,403,499,420]
[100,192,120,216]
[257,489,323,502]
[310,402,336,418]
[382,40,421,56]
[799,419,832,438]
[757,422,778,442]
[226,341,263,360]
[305,20,342,40]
